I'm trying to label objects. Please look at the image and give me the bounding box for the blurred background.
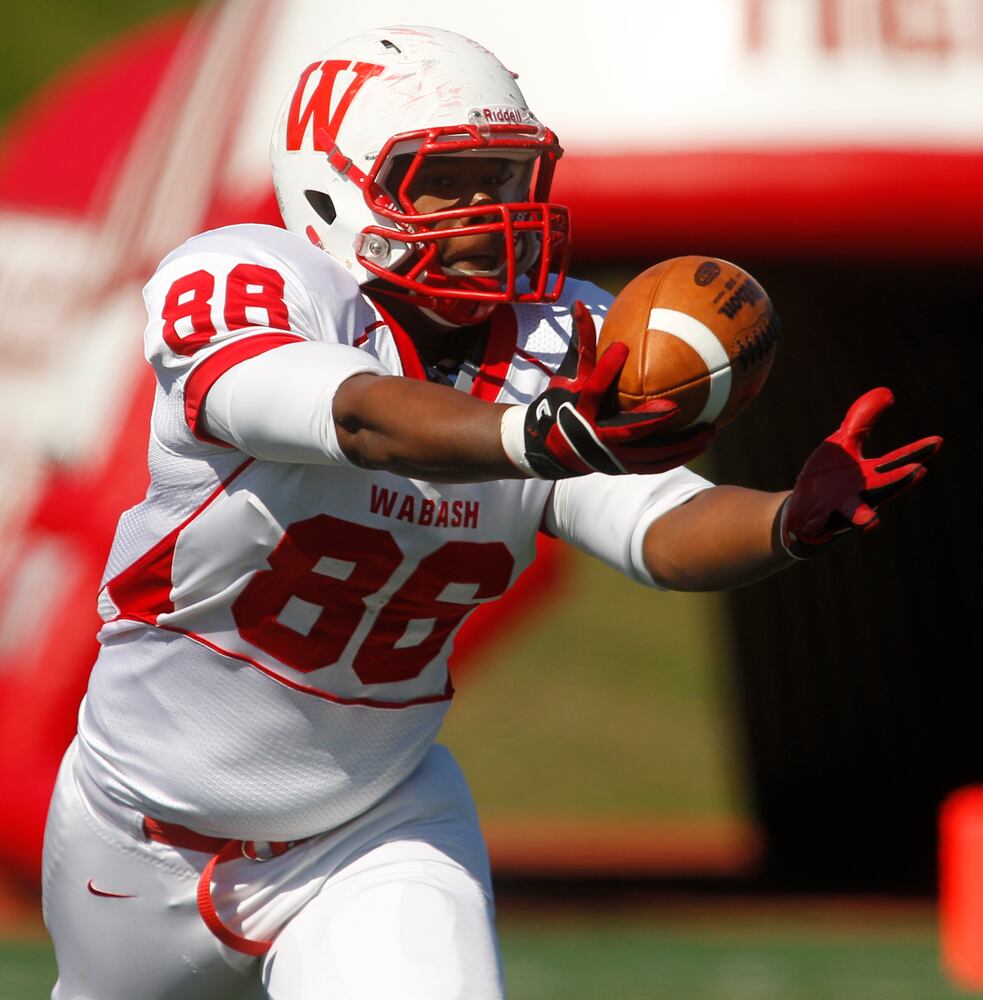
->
[0,1,978,997]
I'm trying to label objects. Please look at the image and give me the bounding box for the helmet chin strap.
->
[402,243,528,327]
[419,305,467,328]
[420,261,503,326]
[417,295,498,328]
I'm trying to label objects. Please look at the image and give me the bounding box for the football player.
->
[41,25,940,1000]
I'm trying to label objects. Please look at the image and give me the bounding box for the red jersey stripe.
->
[184,333,305,444]
[514,347,555,377]
[104,459,254,623]
[471,306,518,402]
[354,319,385,348]
[367,299,426,381]
[133,622,456,709]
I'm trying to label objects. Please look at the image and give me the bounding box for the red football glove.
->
[780,387,942,558]
[500,301,715,478]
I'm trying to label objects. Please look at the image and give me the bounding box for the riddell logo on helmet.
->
[480,106,525,126]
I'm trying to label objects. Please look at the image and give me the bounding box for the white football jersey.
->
[77,224,712,841]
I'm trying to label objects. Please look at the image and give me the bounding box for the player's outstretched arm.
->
[642,485,791,591]
[334,373,520,482]
[643,387,941,591]
[335,302,712,482]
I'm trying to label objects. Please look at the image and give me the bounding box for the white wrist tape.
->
[499,404,537,477]
[778,497,808,561]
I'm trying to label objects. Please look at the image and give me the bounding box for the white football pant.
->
[42,741,503,999]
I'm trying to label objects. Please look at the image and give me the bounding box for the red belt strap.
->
[143,816,301,957]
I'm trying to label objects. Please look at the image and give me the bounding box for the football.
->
[597,256,779,430]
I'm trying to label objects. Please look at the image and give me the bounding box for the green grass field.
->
[499,909,963,1000]
[441,543,744,824]
[0,904,967,1000]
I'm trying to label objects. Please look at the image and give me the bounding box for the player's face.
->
[404,155,530,274]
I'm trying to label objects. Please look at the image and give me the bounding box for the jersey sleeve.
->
[546,466,715,588]
[201,340,386,465]
[141,225,385,455]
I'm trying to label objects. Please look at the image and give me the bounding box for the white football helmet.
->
[270,25,570,325]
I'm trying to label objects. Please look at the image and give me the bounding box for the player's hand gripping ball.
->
[500,302,715,479]
[597,257,779,430]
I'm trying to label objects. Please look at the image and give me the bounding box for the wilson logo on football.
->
[285,59,384,152]
[717,278,764,320]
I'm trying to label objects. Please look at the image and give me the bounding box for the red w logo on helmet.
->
[284,60,384,152]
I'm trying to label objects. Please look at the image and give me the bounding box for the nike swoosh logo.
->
[87,879,137,899]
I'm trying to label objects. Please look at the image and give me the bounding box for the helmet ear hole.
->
[304,190,337,226]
